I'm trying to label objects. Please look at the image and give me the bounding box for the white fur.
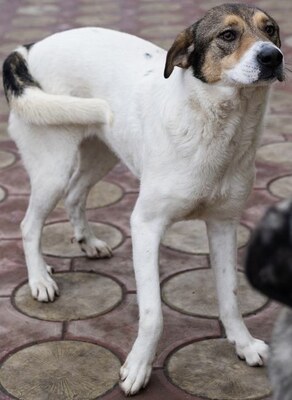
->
[7,27,278,395]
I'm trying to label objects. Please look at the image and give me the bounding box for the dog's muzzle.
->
[257,44,284,82]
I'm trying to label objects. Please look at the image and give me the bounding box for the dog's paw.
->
[29,270,59,302]
[236,338,269,366]
[78,237,113,259]
[119,358,152,396]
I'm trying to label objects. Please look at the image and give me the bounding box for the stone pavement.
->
[0,0,292,399]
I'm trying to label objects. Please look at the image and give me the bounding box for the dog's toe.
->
[79,237,113,259]
[236,338,269,366]
[119,360,152,396]
[30,274,59,302]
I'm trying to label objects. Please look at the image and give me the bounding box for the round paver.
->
[14,272,122,321]
[162,220,250,254]
[257,142,292,167]
[285,36,292,47]
[269,176,292,199]
[0,341,120,400]
[0,186,5,203]
[57,181,123,210]
[162,269,267,318]
[0,150,16,169]
[0,123,9,142]
[269,91,292,114]
[167,338,271,399]
[42,221,123,257]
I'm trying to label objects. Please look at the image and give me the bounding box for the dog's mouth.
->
[258,67,285,82]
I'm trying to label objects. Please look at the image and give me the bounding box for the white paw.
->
[29,269,59,302]
[119,358,152,396]
[79,237,113,259]
[236,338,269,366]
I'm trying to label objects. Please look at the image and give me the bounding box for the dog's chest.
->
[169,91,267,219]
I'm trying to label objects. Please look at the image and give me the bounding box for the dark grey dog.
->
[246,200,292,400]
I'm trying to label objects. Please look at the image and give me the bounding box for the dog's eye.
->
[265,25,275,36]
[219,30,237,42]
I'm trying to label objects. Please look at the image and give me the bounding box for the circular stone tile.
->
[285,36,292,47]
[167,338,271,399]
[162,269,267,318]
[57,181,123,210]
[0,186,6,203]
[0,150,16,169]
[14,272,122,321]
[0,341,120,400]
[0,123,9,142]
[265,115,292,136]
[269,176,292,199]
[42,221,123,257]
[162,220,250,254]
[257,142,292,167]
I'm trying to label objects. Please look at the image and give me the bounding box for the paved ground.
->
[0,0,292,399]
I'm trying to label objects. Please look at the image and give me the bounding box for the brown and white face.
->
[164,3,284,86]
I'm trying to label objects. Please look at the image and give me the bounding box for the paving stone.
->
[0,341,120,400]
[264,115,292,136]
[57,181,123,210]
[140,24,186,39]
[167,338,271,399]
[138,3,182,13]
[42,221,123,257]
[257,142,292,167]
[75,14,121,26]
[79,3,121,13]
[269,91,292,114]
[162,220,250,254]
[0,186,5,203]
[105,162,139,193]
[0,298,62,361]
[285,36,292,47]
[138,14,184,24]
[67,294,220,367]
[14,272,123,321]
[17,4,59,15]
[269,175,292,199]
[0,150,16,169]
[4,28,53,42]
[0,123,9,142]
[0,162,30,195]
[162,269,267,318]
[11,16,57,27]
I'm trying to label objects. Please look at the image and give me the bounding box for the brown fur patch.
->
[164,27,193,78]
[222,35,257,69]
[253,11,269,28]
[224,14,245,29]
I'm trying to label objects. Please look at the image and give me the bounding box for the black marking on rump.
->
[2,50,40,102]
[144,52,152,58]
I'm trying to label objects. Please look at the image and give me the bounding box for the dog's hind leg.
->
[10,117,80,302]
[65,137,118,258]
[206,219,269,366]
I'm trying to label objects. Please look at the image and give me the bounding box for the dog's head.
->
[164,3,284,86]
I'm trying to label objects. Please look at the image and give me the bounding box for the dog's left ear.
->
[164,26,194,79]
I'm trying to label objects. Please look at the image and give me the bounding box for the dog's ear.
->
[164,26,194,79]
[245,201,292,308]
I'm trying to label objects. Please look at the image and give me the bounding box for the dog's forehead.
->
[196,3,274,33]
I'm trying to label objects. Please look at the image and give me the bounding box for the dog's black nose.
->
[257,46,283,68]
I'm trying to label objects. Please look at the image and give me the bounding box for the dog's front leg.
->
[206,219,269,366]
[120,201,166,396]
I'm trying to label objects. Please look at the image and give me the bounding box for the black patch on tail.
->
[2,50,40,102]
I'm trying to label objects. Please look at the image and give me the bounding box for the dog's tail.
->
[2,46,113,126]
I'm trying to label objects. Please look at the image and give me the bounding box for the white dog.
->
[3,3,284,395]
